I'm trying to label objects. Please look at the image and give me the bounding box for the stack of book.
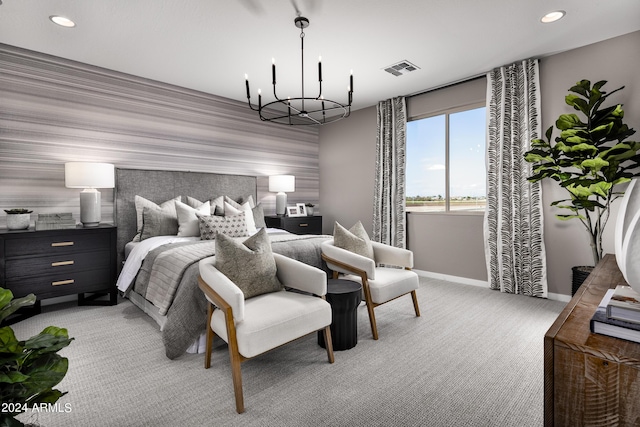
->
[35,213,76,230]
[590,285,640,343]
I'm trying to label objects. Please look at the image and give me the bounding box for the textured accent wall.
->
[0,43,319,227]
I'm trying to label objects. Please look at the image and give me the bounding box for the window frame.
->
[406,101,486,215]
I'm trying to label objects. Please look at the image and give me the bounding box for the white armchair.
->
[321,239,421,340]
[198,253,334,414]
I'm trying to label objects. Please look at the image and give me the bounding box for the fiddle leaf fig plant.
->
[0,288,73,427]
[524,80,640,265]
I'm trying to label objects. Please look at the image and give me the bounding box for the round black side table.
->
[318,279,362,351]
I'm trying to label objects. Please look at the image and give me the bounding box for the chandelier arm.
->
[300,27,305,114]
[245,15,352,126]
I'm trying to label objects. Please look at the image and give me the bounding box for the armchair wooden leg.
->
[227,332,245,414]
[366,301,379,340]
[332,270,339,279]
[204,303,214,369]
[361,277,379,340]
[322,326,335,364]
[411,290,421,317]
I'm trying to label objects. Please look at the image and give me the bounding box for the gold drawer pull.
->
[52,279,74,286]
[52,241,74,247]
[299,223,308,227]
[51,260,74,267]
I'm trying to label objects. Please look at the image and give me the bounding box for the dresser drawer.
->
[285,217,322,234]
[5,250,111,279]
[4,232,110,257]
[265,215,323,235]
[5,267,113,299]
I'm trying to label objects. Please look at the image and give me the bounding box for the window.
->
[406,105,486,212]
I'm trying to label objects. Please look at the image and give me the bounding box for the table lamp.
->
[65,162,115,227]
[269,175,295,216]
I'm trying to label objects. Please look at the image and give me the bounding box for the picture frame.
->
[296,203,307,217]
[286,205,302,217]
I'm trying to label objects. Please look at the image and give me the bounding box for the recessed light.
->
[541,10,566,24]
[49,15,76,28]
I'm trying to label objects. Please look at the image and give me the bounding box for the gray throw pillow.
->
[252,203,266,228]
[333,221,375,260]
[140,206,179,240]
[215,228,283,299]
[197,212,248,240]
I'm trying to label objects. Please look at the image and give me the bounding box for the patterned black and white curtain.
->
[485,59,547,297]
[374,97,407,248]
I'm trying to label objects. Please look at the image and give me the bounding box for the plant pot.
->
[571,265,594,296]
[306,207,314,216]
[6,213,30,230]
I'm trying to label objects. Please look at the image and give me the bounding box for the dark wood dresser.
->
[264,215,322,235]
[0,225,118,313]
[544,254,640,426]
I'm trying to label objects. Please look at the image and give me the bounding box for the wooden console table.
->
[544,254,640,426]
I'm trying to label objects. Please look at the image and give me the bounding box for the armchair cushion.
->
[344,267,419,304]
[333,221,374,260]
[211,289,331,358]
[215,228,283,299]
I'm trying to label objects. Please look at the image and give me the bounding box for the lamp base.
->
[80,189,101,227]
[276,192,287,216]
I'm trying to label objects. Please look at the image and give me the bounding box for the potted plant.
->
[524,80,640,291]
[0,287,73,427]
[4,209,33,231]
[304,203,316,216]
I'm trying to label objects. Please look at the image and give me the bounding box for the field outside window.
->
[406,106,486,213]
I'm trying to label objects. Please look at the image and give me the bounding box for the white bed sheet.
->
[116,235,200,292]
[116,228,288,293]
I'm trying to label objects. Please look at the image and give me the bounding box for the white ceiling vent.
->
[383,60,420,76]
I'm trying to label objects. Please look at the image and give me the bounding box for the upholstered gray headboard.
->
[114,168,257,269]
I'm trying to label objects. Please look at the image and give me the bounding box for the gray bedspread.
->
[133,234,331,359]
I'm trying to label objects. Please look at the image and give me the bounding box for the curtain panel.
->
[374,97,407,248]
[485,59,548,297]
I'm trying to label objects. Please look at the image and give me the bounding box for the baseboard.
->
[414,269,489,288]
[414,269,572,302]
[546,292,572,303]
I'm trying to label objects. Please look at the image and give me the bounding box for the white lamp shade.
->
[65,162,115,189]
[269,175,295,193]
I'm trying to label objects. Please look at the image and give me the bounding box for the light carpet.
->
[10,277,566,427]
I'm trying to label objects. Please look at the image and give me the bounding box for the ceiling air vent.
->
[383,60,420,77]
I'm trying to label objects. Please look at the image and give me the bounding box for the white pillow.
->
[186,195,224,216]
[224,195,256,210]
[133,195,180,241]
[176,200,211,237]
[224,201,257,234]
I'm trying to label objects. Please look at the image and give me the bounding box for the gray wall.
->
[539,31,640,295]
[319,30,640,297]
[0,43,320,226]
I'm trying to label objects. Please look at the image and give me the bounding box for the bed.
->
[113,168,331,359]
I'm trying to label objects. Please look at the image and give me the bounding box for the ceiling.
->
[1,0,640,114]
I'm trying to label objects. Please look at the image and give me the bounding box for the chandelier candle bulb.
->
[272,58,276,85]
[350,70,353,92]
[245,75,250,99]
[318,56,322,82]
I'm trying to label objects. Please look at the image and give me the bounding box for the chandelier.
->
[244,16,353,126]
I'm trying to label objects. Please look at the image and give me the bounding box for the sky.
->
[406,107,486,199]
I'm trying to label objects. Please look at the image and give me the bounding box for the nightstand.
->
[0,224,118,315]
[264,215,322,235]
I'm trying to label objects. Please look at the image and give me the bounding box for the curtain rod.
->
[404,73,486,100]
